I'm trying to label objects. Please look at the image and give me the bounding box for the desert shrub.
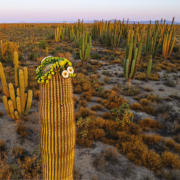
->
[137,118,164,130]
[51,49,57,55]
[92,128,106,139]
[111,103,134,126]
[122,86,141,96]
[0,111,3,116]
[103,147,119,164]
[145,87,151,91]
[163,138,175,148]
[130,103,141,111]
[0,152,11,180]
[96,98,102,103]
[102,112,113,120]
[165,80,176,87]
[39,40,47,49]
[174,144,180,152]
[75,107,97,119]
[141,105,157,115]
[135,72,160,81]
[91,105,104,111]
[82,91,92,102]
[12,146,25,158]
[73,167,81,180]
[161,151,180,169]
[73,96,78,104]
[80,100,87,107]
[139,98,151,106]
[173,45,180,53]
[74,87,82,94]
[91,53,101,59]
[0,139,6,152]
[46,33,55,40]
[142,150,163,171]
[141,134,163,145]
[16,125,28,138]
[18,154,42,179]
[104,76,111,83]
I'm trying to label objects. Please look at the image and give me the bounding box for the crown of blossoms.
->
[35,56,76,84]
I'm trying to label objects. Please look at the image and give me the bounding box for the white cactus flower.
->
[67,67,74,74]
[62,70,69,78]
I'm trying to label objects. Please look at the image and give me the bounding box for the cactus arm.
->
[19,70,25,114]
[24,67,28,92]
[16,96,22,117]
[14,51,19,87]
[8,100,15,119]
[24,90,33,115]
[14,111,20,120]
[146,55,152,80]
[125,59,129,79]
[9,83,17,110]
[0,62,10,97]
[2,95,11,117]
[129,60,135,79]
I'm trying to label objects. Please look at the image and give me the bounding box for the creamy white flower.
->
[67,67,74,74]
[62,70,69,78]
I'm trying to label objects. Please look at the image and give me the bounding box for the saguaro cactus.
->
[36,56,76,180]
[0,51,33,124]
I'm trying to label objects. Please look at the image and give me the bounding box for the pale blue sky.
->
[0,0,179,23]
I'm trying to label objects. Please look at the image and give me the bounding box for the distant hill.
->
[19,21,26,23]
[15,19,180,24]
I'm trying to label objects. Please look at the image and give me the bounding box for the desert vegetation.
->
[0,18,180,180]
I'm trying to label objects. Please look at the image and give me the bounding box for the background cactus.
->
[146,54,152,81]
[79,31,92,65]
[36,56,76,180]
[0,51,33,124]
[123,30,145,86]
[162,31,175,62]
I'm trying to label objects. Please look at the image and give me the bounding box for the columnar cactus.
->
[36,56,76,180]
[123,30,145,86]
[79,32,92,65]
[0,51,33,124]
[146,54,152,81]
[162,31,175,62]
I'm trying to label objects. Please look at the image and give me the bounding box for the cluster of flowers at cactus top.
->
[36,56,76,84]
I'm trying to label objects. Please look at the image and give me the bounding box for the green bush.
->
[39,40,47,49]
[47,34,55,40]
[51,50,57,55]
[91,53,101,59]
[173,45,180,53]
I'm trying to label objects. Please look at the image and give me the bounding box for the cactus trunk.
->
[39,73,76,180]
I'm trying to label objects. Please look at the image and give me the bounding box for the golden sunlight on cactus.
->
[36,56,76,180]
[0,51,33,124]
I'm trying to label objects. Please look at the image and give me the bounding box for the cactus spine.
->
[0,51,33,123]
[36,57,76,180]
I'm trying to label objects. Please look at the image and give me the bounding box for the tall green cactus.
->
[146,54,152,82]
[123,30,145,86]
[79,32,92,65]
[36,56,76,180]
